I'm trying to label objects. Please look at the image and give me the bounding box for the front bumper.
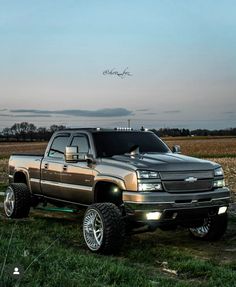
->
[123,187,231,226]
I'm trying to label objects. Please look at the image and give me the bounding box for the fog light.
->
[113,187,119,193]
[146,211,162,220]
[218,206,227,215]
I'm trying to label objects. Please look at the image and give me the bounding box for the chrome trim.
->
[30,178,40,183]
[189,217,212,237]
[33,194,90,207]
[125,200,174,204]
[83,208,104,251]
[138,179,162,183]
[96,174,124,181]
[41,180,93,191]
[184,176,198,183]
[124,196,231,205]
[4,186,15,217]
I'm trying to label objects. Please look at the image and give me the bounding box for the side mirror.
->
[65,146,93,163]
[65,146,79,162]
[172,145,181,154]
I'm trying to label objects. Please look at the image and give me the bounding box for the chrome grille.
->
[163,179,213,193]
[160,171,214,193]
[160,171,214,180]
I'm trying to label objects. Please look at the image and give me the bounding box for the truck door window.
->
[48,135,70,159]
[71,135,89,153]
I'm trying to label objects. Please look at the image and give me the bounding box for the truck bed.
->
[9,154,44,194]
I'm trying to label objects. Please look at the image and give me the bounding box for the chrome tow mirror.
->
[65,146,79,162]
[172,145,181,154]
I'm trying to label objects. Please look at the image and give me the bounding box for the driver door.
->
[41,133,71,198]
[60,133,95,204]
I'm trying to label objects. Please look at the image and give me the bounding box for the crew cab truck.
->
[3,129,231,254]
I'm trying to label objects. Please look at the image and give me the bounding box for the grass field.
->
[0,137,236,286]
[0,190,236,287]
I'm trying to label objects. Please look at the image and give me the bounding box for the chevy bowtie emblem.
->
[185,176,198,183]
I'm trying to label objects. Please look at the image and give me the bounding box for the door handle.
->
[44,163,49,169]
[63,165,68,171]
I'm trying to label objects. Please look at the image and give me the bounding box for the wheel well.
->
[14,172,28,185]
[94,182,123,206]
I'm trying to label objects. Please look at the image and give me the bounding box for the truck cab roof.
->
[55,128,149,133]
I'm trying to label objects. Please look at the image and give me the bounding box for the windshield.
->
[92,131,170,157]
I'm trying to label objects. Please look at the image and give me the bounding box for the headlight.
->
[213,179,225,188]
[137,170,159,179]
[138,183,163,191]
[214,167,224,177]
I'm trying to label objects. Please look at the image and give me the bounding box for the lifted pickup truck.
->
[4,128,231,253]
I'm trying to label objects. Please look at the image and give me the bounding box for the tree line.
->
[151,127,236,137]
[0,122,236,142]
[0,122,66,141]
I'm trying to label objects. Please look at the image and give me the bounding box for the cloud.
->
[0,113,51,118]
[14,114,51,118]
[136,109,149,112]
[163,110,181,114]
[10,108,133,117]
[223,111,235,114]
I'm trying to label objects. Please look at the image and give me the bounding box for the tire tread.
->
[84,203,125,254]
[8,183,31,218]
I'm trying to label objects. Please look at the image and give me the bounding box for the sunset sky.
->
[0,0,236,130]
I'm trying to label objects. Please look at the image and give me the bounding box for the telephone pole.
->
[128,119,131,128]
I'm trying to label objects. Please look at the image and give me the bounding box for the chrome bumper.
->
[123,187,230,206]
[123,187,231,224]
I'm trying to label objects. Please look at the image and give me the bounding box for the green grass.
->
[0,184,6,200]
[0,207,236,287]
[0,184,7,191]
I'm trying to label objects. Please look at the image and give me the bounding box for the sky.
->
[0,0,236,130]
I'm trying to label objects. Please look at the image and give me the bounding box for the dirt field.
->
[165,137,236,158]
[0,141,47,158]
[0,137,236,158]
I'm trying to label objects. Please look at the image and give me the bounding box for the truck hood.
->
[102,153,219,172]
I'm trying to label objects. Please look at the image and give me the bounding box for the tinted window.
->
[93,132,170,157]
[48,135,70,158]
[71,135,89,153]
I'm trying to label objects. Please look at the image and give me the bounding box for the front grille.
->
[163,179,213,193]
[160,171,214,193]
[160,171,214,180]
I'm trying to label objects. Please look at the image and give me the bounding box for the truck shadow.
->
[1,205,236,264]
[30,208,236,263]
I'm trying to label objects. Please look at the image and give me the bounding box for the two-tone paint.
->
[8,129,231,225]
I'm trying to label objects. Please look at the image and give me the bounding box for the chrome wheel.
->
[4,187,15,217]
[83,209,104,251]
[189,217,211,238]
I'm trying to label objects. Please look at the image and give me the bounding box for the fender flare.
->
[13,168,32,192]
[93,175,126,192]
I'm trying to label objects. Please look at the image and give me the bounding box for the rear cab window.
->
[70,134,90,155]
